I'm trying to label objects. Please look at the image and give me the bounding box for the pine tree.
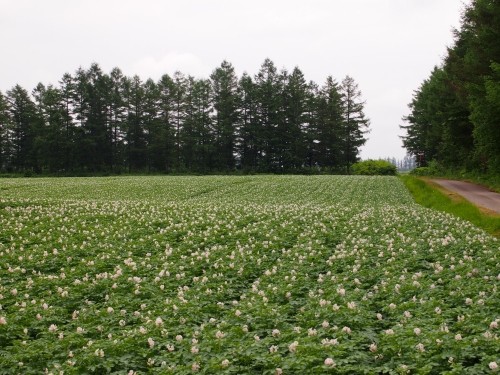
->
[58,72,77,172]
[254,58,282,171]
[237,73,258,171]
[6,85,39,172]
[339,76,370,173]
[172,72,187,170]
[0,91,12,171]
[125,76,147,172]
[108,67,127,172]
[157,74,177,172]
[316,76,343,169]
[32,83,68,172]
[210,60,239,171]
[280,67,308,171]
[183,77,213,171]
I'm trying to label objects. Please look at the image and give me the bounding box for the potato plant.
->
[0,176,498,374]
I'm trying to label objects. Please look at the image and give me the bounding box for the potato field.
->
[0,176,498,374]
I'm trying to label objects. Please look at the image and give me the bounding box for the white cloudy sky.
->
[0,0,467,159]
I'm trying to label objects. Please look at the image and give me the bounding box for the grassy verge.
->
[400,175,500,237]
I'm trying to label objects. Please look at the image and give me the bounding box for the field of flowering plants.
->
[0,176,498,374]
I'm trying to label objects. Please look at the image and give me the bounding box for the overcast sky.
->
[0,0,467,159]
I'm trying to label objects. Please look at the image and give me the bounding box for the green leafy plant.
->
[351,160,397,175]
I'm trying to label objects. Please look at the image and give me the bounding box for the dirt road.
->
[431,179,500,215]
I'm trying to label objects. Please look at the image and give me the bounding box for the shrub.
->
[351,159,397,175]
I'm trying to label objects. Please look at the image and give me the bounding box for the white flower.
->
[489,362,498,371]
[321,338,338,346]
[0,316,6,325]
[369,343,377,352]
[385,329,394,335]
[191,362,200,372]
[376,313,383,320]
[324,358,336,367]
[415,343,425,352]
[289,341,299,353]
[272,329,280,337]
[404,311,412,318]
[166,344,175,352]
[221,359,229,368]
[490,321,498,330]
[435,307,442,314]
[454,334,462,341]
[342,326,351,334]
[155,317,163,326]
[94,348,104,357]
[191,346,199,354]
[269,345,279,353]
[148,337,155,348]
[48,324,58,332]
[215,330,225,339]
[414,328,421,335]
[275,368,283,375]
[322,320,330,328]
[107,307,114,314]
[176,335,183,342]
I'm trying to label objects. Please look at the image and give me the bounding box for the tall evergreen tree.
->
[32,83,68,172]
[6,85,39,172]
[172,72,187,170]
[183,77,213,171]
[58,72,77,172]
[280,67,308,171]
[339,76,370,173]
[210,60,239,171]
[125,76,147,172]
[237,73,258,170]
[254,58,282,171]
[316,77,343,169]
[157,74,177,172]
[108,67,127,172]
[0,91,11,171]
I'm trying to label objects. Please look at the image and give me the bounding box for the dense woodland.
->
[402,0,500,174]
[0,59,370,174]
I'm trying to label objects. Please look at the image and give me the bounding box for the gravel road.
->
[431,179,500,214]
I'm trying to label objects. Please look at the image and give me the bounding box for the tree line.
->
[401,0,499,173]
[0,59,369,175]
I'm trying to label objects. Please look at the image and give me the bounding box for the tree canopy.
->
[401,0,500,173]
[0,59,370,174]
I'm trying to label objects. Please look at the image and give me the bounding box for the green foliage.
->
[409,160,444,176]
[0,60,370,175]
[351,160,397,175]
[401,0,500,173]
[0,176,498,373]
